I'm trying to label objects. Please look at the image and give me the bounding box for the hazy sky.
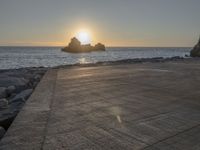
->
[0,0,200,47]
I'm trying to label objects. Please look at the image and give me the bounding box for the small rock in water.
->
[0,127,6,139]
[0,87,7,99]
[0,99,8,109]
[9,89,33,103]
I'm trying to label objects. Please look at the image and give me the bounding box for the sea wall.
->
[0,67,47,139]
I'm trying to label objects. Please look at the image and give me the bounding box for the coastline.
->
[0,55,191,71]
[53,56,188,69]
[1,57,200,149]
[0,56,199,140]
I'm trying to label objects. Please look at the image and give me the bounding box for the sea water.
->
[0,47,191,69]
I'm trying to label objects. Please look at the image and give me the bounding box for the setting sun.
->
[76,31,91,45]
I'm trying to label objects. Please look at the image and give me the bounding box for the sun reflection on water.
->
[78,58,89,64]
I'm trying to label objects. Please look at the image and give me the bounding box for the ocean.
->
[0,47,191,69]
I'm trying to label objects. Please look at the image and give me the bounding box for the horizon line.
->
[0,45,192,48]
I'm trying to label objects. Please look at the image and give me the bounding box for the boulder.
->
[190,36,200,57]
[0,87,7,99]
[0,106,19,129]
[9,89,33,103]
[0,77,29,92]
[34,74,42,82]
[6,86,16,96]
[0,99,8,109]
[0,127,5,139]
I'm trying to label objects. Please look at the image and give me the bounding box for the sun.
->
[76,30,91,45]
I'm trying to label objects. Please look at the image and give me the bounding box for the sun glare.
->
[76,30,91,45]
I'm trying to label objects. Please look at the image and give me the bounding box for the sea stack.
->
[62,37,106,53]
[190,36,200,57]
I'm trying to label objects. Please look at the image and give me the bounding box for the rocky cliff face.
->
[62,37,105,53]
[190,37,200,57]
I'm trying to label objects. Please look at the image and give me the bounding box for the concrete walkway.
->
[1,60,200,150]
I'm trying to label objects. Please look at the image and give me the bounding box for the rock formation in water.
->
[190,36,200,57]
[62,37,106,53]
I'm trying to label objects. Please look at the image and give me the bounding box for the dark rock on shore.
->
[62,37,105,53]
[6,86,15,96]
[0,77,28,88]
[0,99,8,109]
[190,36,200,57]
[10,89,33,103]
[0,67,47,139]
[0,127,5,139]
[0,88,7,99]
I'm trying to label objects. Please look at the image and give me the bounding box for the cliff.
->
[190,36,200,57]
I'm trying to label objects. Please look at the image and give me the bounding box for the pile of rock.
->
[62,37,106,53]
[0,67,46,139]
[190,36,200,57]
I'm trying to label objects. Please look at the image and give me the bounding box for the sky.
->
[0,0,200,47]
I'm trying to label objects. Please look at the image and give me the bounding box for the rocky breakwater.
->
[0,67,47,140]
[62,37,106,53]
[190,36,200,57]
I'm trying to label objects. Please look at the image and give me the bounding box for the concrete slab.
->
[1,59,200,149]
